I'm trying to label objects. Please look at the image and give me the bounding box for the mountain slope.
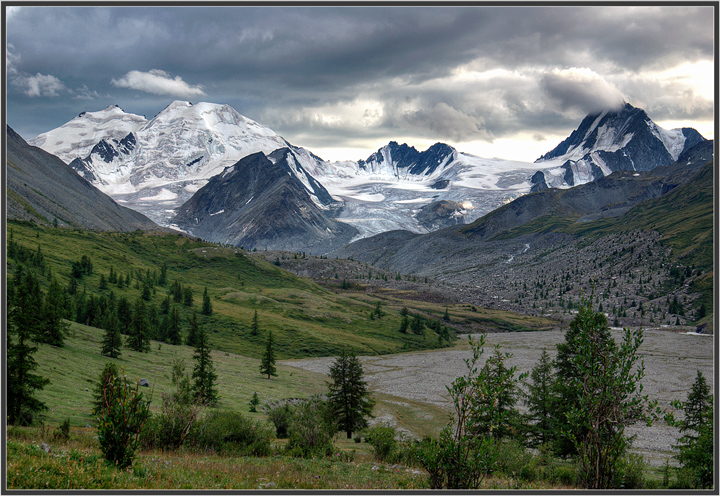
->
[172,149,359,253]
[333,143,713,326]
[6,126,158,231]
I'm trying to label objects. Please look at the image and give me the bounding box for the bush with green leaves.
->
[365,423,398,462]
[266,403,293,438]
[286,396,336,459]
[184,410,272,456]
[53,418,71,441]
[411,335,523,489]
[562,302,658,489]
[95,366,151,468]
[140,392,202,451]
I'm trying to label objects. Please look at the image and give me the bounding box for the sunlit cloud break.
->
[112,69,206,98]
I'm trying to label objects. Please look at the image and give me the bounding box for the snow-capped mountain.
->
[172,148,358,253]
[29,100,706,252]
[530,102,705,190]
[29,101,325,224]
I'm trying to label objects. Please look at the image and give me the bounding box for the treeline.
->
[7,234,217,355]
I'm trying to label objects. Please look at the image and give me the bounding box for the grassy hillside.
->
[26,319,451,438]
[7,220,468,359]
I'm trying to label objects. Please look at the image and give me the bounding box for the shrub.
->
[286,396,336,458]
[140,392,201,451]
[185,410,272,456]
[615,453,647,489]
[411,335,522,489]
[365,424,397,462]
[95,368,151,468]
[53,418,71,441]
[495,439,533,479]
[266,403,293,438]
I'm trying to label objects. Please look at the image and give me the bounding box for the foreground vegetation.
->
[6,220,711,490]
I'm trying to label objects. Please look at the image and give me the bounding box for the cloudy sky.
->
[5,5,716,162]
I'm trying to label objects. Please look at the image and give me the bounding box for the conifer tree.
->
[171,279,183,303]
[260,331,277,379]
[201,287,212,316]
[101,311,123,359]
[668,370,714,488]
[165,306,182,345]
[523,349,557,447]
[183,287,193,307]
[158,262,168,286]
[327,348,374,439]
[127,298,150,352]
[186,311,200,347]
[7,266,49,425]
[160,296,170,315]
[116,296,132,335]
[41,276,68,347]
[192,326,218,405]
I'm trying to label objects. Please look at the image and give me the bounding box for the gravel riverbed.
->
[283,328,713,466]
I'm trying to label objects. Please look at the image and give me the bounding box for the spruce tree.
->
[201,287,212,316]
[127,298,150,352]
[41,276,68,347]
[158,262,168,286]
[101,311,123,359]
[192,326,218,406]
[165,306,182,345]
[116,296,132,334]
[260,331,277,379]
[186,311,200,347]
[7,267,50,425]
[183,287,193,307]
[524,349,557,447]
[668,370,714,488]
[327,348,374,439]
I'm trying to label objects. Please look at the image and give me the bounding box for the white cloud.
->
[73,84,101,100]
[12,72,67,97]
[112,69,205,97]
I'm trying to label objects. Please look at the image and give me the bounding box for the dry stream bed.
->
[284,328,713,467]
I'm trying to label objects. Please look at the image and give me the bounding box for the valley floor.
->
[284,327,713,467]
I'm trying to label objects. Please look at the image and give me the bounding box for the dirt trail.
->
[283,328,713,466]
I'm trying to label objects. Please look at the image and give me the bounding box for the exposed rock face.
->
[172,149,358,254]
[335,140,713,272]
[535,103,706,186]
[416,200,467,230]
[530,171,549,192]
[358,141,457,178]
[6,126,158,232]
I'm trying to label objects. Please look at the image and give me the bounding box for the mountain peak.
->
[533,102,705,186]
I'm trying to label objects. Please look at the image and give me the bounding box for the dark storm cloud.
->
[5,4,714,152]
